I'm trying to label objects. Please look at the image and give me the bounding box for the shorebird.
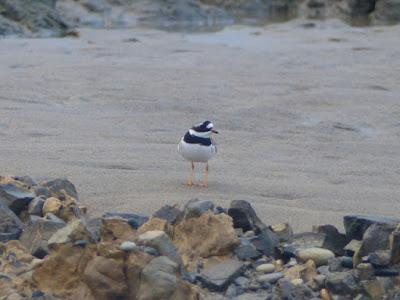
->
[178,120,218,187]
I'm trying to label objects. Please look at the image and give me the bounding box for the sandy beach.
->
[1,19,399,231]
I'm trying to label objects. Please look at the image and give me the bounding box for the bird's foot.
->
[186,180,194,186]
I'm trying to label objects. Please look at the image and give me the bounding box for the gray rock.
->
[225,283,244,297]
[138,230,182,265]
[390,230,400,264]
[283,232,327,259]
[228,200,279,257]
[33,186,51,199]
[257,272,284,284]
[142,246,158,256]
[103,212,149,229]
[374,268,399,277]
[197,258,246,291]
[40,178,78,200]
[48,219,95,248]
[344,239,363,256]
[373,0,400,23]
[0,15,27,36]
[139,256,179,299]
[326,271,359,296]
[256,263,275,274]
[183,198,214,218]
[153,205,182,224]
[0,183,35,215]
[45,213,66,224]
[0,199,23,242]
[368,250,391,267]
[341,256,354,269]
[271,278,314,300]
[234,244,262,260]
[234,276,250,288]
[19,218,65,258]
[343,215,400,241]
[13,176,36,187]
[28,196,45,216]
[313,224,347,256]
[120,241,137,251]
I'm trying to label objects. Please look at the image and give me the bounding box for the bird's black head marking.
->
[192,120,213,133]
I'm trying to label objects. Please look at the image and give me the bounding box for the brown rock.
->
[172,211,239,269]
[100,218,137,241]
[97,241,126,260]
[83,256,128,300]
[0,241,35,277]
[32,243,95,299]
[138,217,170,235]
[42,197,62,216]
[284,259,317,282]
[125,251,153,299]
[320,288,332,300]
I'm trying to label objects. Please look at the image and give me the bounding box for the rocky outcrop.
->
[1,176,400,300]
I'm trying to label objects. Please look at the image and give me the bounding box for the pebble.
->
[256,263,275,273]
[120,241,137,251]
[257,272,284,284]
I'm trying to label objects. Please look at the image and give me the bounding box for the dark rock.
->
[341,256,354,268]
[343,215,400,241]
[326,271,359,296]
[0,199,23,242]
[183,198,214,218]
[32,290,45,298]
[271,278,314,300]
[336,0,375,17]
[19,218,65,258]
[28,196,45,216]
[390,230,400,264]
[355,263,374,281]
[197,258,246,291]
[0,15,26,36]
[373,0,400,23]
[228,200,279,257]
[368,250,391,267]
[74,239,88,247]
[329,257,347,272]
[234,244,262,260]
[270,223,294,242]
[374,268,399,277]
[153,205,182,224]
[234,276,250,289]
[225,283,244,297]
[282,232,326,258]
[14,175,36,187]
[214,206,227,214]
[344,239,363,257]
[40,178,78,200]
[0,183,35,215]
[103,212,149,229]
[313,224,347,256]
[33,186,51,199]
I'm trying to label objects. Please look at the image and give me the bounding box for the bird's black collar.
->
[183,131,212,146]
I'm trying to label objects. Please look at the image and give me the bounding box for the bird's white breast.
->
[178,138,217,163]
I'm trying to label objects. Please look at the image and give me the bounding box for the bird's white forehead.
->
[206,122,214,129]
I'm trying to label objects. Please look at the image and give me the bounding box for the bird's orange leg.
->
[187,162,195,186]
[201,163,209,187]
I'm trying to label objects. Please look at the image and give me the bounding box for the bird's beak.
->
[211,129,219,134]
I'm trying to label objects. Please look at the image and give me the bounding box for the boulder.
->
[153,205,182,224]
[83,256,128,300]
[19,218,65,258]
[138,217,170,234]
[343,215,400,241]
[313,224,347,256]
[183,198,214,218]
[0,183,35,215]
[296,247,335,266]
[100,217,137,241]
[40,178,78,200]
[103,212,148,229]
[42,197,62,216]
[48,220,95,248]
[196,258,246,291]
[326,271,359,296]
[172,211,239,269]
[28,197,45,216]
[0,200,23,242]
[138,230,182,265]
[32,244,96,299]
[228,200,263,232]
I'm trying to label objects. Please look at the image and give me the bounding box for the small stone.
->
[296,247,335,266]
[225,284,243,297]
[256,263,275,273]
[257,272,284,284]
[120,241,137,251]
[340,256,354,268]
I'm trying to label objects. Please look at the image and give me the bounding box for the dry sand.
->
[1,19,399,231]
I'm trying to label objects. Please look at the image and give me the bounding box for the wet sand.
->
[0,19,399,231]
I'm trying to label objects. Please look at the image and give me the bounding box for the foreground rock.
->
[1,176,400,300]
